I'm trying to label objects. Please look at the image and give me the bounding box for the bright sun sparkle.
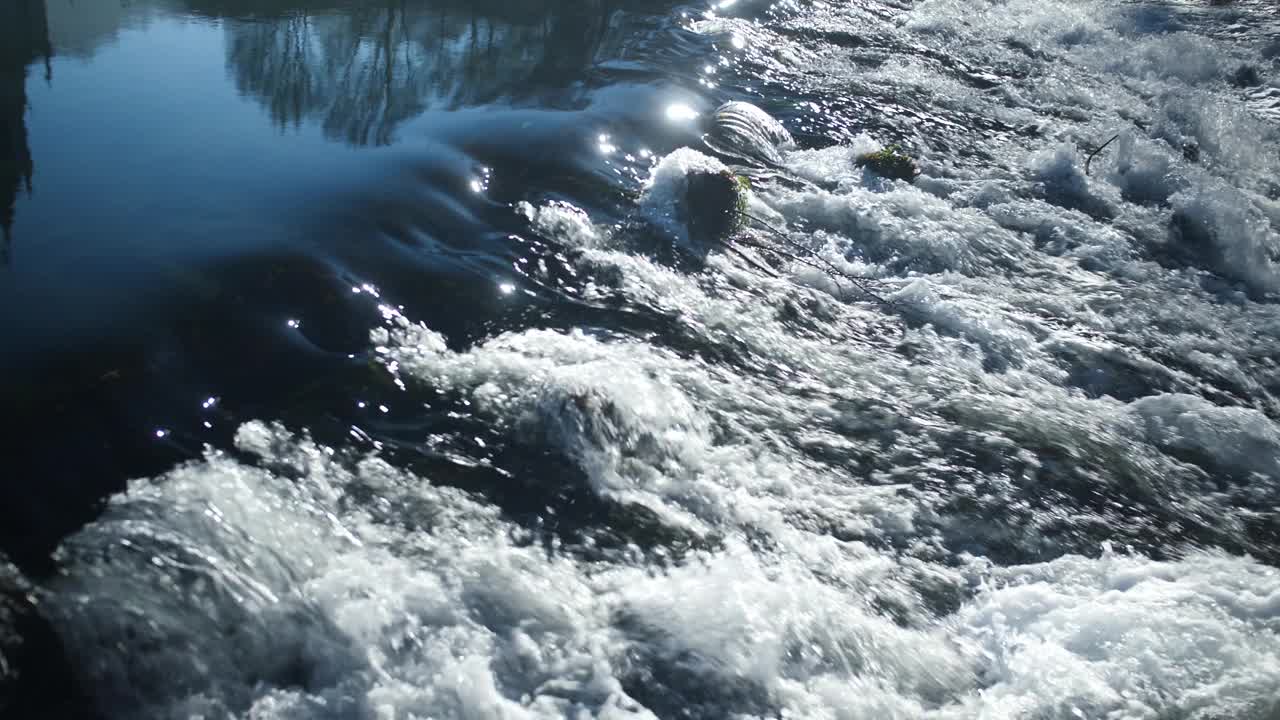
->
[665,103,699,122]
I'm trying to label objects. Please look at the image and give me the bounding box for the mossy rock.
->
[685,169,750,242]
[856,145,920,182]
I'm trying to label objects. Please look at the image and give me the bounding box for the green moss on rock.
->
[856,145,920,182]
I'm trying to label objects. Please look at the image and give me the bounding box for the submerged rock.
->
[1231,63,1262,88]
[702,101,795,167]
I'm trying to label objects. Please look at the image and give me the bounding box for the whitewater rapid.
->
[32,0,1280,718]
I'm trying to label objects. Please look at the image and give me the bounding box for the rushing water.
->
[2,0,1279,718]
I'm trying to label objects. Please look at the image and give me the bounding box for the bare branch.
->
[1084,133,1120,175]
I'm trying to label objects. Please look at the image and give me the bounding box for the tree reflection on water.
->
[216,0,613,146]
[0,0,624,262]
[0,0,51,263]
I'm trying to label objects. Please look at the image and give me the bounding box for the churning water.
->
[2,0,1279,718]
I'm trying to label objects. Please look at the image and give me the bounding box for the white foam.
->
[1028,142,1120,218]
[1098,132,1182,206]
[518,200,607,250]
[41,426,1280,718]
[764,178,1034,276]
[947,551,1280,719]
[1130,393,1280,479]
[1170,178,1280,296]
[785,139,894,188]
[44,423,656,720]
[39,0,1280,717]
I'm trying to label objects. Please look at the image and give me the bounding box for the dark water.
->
[1,0,710,568]
[2,0,1280,718]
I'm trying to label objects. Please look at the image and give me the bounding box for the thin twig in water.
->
[1084,133,1120,175]
[723,243,783,278]
[733,210,896,307]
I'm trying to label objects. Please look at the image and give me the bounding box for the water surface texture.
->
[2,0,1280,718]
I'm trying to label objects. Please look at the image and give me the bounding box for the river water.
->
[2,0,1279,718]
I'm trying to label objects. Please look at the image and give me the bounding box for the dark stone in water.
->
[0,555,98,720]
[1231,63,1262,88]
[1017,122,1046,137]
[685,170,746,242]
[856,145,921,182]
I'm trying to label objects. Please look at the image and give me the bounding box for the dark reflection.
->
[43,0,160,59]
[0,0,693,575]
[0,0,51,263]
[214,0,615,145]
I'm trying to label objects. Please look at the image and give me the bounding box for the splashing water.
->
[11,0,1280,718]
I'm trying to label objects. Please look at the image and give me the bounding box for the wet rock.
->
[1016,121,1046,137]
[702,101,795,167]
[1264,38,1280,62]
[685,169,748,242]
[962,70,1002,89]
[1231,63,1262,88]
[855,145,921,182]
[0,556,98,719]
